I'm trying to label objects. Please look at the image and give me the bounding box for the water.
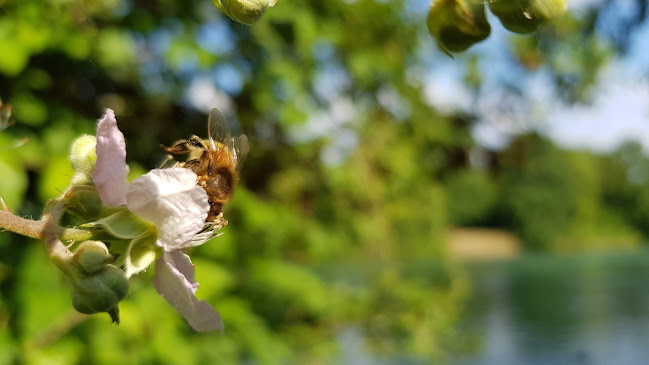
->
[449,252,649,365]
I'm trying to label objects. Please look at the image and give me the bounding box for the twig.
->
[0,210,45,239]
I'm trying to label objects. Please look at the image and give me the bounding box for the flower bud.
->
[71,265,129,315]
[489,0,567,34]
[213,0,278,24]
[70,134,97,185]
[62,186,103,225]
[427,0,491,54]
[73,240,113,274]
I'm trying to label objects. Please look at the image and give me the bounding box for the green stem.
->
[41,199,74,264]
[0,208,92,242]
[59,227,93,242]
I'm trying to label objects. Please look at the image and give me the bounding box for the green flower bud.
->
[73,240,113,274]
[427,0,491,54]
[62,185,103,225]
[69,134,97,185]
[71,265,129,316]
[213,0,278,25]
[489,0,567,34]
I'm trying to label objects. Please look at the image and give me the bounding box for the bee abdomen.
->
[206,167,233,202]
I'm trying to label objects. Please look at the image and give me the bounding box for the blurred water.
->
[449,252,649,365]
[338,251,649,365]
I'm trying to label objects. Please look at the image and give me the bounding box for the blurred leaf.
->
[16,244,71,340]
[192,258,235,297]
[38,156,74,202]
[0,38,29,76]
[12,93,48,126]
[96,28,136,68]
[247,259,329,325]
[28,338,84,365]
[0,136,29,210]
[219,298,292,365]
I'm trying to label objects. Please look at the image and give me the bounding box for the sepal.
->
[124,228,158,277]
[84,207,154,240]
[61,185,103,226]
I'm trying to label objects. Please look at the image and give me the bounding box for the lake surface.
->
[448,252,649,365]
[338,251,649,364]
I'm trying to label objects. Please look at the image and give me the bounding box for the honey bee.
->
[163,108,248,222]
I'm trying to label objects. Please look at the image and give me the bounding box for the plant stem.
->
[41,199,73,262]
[0,203,92,242]
[0,210,45,239]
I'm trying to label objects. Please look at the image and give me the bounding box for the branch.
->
[0,204,92,242]
[0,210,45,239]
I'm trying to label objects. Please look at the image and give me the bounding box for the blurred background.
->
[1,0,649,363]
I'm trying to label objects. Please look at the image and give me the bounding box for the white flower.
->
[91,109,224,332]
[126,168,209,251]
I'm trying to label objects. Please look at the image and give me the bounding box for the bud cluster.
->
[69,241,129,323]
[427,0,568,54]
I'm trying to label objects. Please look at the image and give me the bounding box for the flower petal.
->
[153,252,224,332]
[126,168,209,251]
[165,250,198,294]
[92,109,130,206]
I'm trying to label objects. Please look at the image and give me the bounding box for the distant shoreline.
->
[446,228,642,261]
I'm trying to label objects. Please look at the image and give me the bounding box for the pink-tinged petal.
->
[92,109,130,206]
[126,168,209,251]
[153,253,224,332]
[165,250,198,294]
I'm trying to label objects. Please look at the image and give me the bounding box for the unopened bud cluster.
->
[69,241,129,322]
[427,0,568,54]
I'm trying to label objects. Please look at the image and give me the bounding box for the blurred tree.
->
[496,133,580,250]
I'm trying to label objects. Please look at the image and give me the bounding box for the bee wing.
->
[207,108,249,170]
[207,108,232,149]
[232,134,249,170]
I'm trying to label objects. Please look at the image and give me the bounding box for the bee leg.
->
[162,136,207,155]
